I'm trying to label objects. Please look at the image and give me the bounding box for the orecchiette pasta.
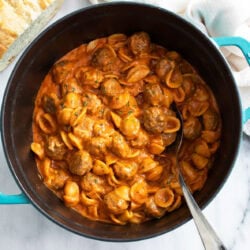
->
[31,32,221,225]
[63,180,80,206]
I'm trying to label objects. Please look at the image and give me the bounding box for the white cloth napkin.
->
[89,0,250,133]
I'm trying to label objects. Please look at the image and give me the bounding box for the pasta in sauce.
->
[31,32,221,225]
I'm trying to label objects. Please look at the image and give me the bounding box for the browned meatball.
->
[51,60,73,84]
[45,136,67,160]
[61,77,83,96]
[113,161,138,180]
[76,68,103,88]
[155,58,173,81]
[104,191,129,214]
[111,132,131,158]
[46,168,69,190]
[128,32,151,55]
[143,107,167,134]
[100,78,122,97]
[88,137,108,157]
[68,150,93,176]
[92,46,116,70]
[183,117,202,140]
[143,83,163,106]
[81,172,105,193]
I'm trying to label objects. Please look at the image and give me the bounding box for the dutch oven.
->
[1,2,250,242]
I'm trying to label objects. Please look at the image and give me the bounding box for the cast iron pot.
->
[0,2,246,241]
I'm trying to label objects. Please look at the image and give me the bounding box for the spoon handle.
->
[178,173,227,250]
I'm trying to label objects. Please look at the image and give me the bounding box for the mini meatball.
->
[61,77,83,96]
[81,172,105,193]
[128,32,151,55]
[101,78,122,97]
[51,60,73,84]
[45,167,69,190]
[155,58,173,81]
[93,120,114,137]
[77,68,104,88]
[143,83,163,106]
[113,161,138,180]
[183,117,202,140]
[68,150,93,176]
[143,107,167,134]
[73,116,95,141]
[111,132,131,158]
[91,45,117,71]
[89,137,108,157]
[104,190,129,214]
[45,136,67,161]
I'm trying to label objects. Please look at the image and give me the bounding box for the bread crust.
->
[0,0,64,71]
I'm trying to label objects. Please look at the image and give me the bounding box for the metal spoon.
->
[172,104,227,250]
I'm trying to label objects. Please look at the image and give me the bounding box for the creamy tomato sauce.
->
[31,32,221,224]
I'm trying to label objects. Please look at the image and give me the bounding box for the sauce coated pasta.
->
[31,32,221,225]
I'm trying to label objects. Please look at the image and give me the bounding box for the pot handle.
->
[243,107,250,124]
[213,36,250,65]
[213,37,250,125]
[0,192,30,204]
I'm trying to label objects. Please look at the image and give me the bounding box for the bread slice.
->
[0,0,64,71]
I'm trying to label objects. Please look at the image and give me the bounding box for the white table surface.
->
[1,1,250,249]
